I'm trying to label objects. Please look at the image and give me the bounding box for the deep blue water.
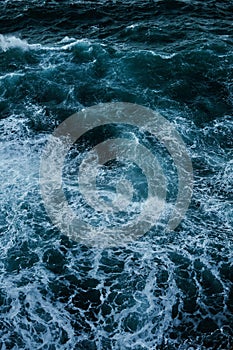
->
[0,0,232,349]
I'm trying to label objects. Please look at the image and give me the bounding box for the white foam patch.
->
[0,34,42,52]
[0,34,94,53]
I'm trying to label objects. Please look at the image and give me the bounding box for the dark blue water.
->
[0,1,232,349]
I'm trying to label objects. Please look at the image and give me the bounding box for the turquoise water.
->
[0,1,232,349]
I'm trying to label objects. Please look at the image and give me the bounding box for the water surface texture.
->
[0,0,232,349]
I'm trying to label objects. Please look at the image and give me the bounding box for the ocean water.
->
[0,0,232,349]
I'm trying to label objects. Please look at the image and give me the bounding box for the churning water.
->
[0,1,232,349]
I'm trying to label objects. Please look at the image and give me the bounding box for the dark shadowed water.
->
[0,0,232,349]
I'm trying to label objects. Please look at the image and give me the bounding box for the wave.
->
[0,34,96,53]
[0,34,41,52]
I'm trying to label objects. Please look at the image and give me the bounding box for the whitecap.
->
[0,34,41,52]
